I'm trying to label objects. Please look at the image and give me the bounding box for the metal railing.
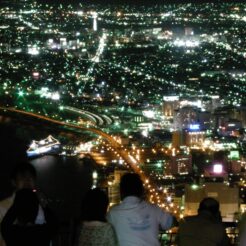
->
[159,231,239,246]
[51,221,240,246]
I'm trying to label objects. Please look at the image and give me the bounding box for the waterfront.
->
[32,155,94,221]
[0,0,246,231]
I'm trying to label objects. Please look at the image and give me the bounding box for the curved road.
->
[0,106,173,209]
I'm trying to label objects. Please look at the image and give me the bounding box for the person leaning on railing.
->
[107,173,177,246]
[76,188,118,246]
[176,197,230,246]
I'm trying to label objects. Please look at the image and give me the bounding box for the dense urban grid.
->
[0,0,246,231]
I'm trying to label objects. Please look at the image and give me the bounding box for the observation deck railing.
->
[51,219,239,246]
[158,230,239,246]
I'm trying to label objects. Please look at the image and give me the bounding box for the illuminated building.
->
[108,170,127,206]
[164,153,192,176]
[60,38,67,49]
[185,125,206,147]
[184,27,194,36]
[174,106,199,130]
[92,12,98,31]
[186,131,205,147]
[223,119,242,137]
[204,162,228,178]
[214,106,245,132]
[163,96,179,118]
[211,96,221,112]
[184,183,239,222]
[228,150,241,173]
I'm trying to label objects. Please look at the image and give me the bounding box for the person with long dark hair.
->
[77,188,118,246]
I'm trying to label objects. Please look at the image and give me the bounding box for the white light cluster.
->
[173,39,200,47]
[36,87,60,100]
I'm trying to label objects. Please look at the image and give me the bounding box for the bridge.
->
[64,106,113,126]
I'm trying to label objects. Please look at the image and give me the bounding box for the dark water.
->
[31,155,94,221]
[0,122,100,222]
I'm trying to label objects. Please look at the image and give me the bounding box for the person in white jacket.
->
[107,173,174,246]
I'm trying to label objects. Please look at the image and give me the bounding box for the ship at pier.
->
[27,135,61,158]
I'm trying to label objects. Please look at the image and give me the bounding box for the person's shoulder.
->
[0,195,15,217]
[108,203,123,212]
[0,195,14,207]
[140,200,156,208]
[179,215,197,225]
[183,215,197,221]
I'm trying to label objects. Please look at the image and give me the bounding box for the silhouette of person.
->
[0,124,27,201]
[1,188,57,246]
[0,162,46,246]
[107,173,174,246]
[77,188,118,246]
[177,197,230,246]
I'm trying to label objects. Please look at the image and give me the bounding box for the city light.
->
[0,1,246,228]
[213,164,223,174]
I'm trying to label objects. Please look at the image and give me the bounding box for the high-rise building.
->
[164,153,192,176]
[174,106,199,130]
[172,131,185,148]
[185,129,206,147]
[108,170,127,205]
[92,12,98,31]
[163,96,179,118]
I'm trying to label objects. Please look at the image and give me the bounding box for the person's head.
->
[120,173,144,200]
[14,188,39,224]
[82,188,109,222]
[11,162,37,191]
[198,197,220,218]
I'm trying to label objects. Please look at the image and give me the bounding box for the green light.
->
[18,91,24,97]
[124,129,128,135]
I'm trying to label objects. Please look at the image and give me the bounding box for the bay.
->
[31,155,94,221]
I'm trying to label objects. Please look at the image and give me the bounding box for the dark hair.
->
[198,197,220,217]
[11,162,37,180]
[82,188,109,222]
[14,188,39,224]
[120,173,144,199]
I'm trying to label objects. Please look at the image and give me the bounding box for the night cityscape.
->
[0,0,246,245]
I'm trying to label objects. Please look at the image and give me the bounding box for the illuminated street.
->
[0,0,246,226]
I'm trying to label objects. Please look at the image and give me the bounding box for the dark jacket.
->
[176,211,230,246]
[1,205,58,246]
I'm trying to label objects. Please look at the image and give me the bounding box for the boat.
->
[27,135,61,158]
